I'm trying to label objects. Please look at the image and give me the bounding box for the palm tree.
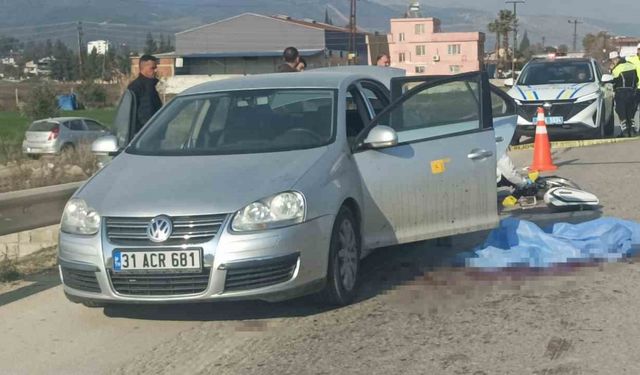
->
[498,10,516,59]
[487,20,501,60]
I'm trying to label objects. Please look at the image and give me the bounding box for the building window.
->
[398,53,406,63]
[449,65,462,73]
[448,44,461,55]
[415,45,426,56]
[415,24,425,35]
[415,66,425,74]
[399,33,405,42]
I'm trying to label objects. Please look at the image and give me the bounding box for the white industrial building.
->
[87,40,110,55]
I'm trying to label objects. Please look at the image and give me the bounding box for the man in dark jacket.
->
[277,47,300,73]
[127,54,163,135]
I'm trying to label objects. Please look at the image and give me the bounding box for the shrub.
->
[21,83,59,121]
[77,81,107,109]
[0,251,20,282]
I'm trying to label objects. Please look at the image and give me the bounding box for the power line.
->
[505,0,525,81]
[568,19,583,52]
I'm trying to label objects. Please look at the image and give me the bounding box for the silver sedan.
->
[58,68,516,307]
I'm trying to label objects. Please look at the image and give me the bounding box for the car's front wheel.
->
[320,206,361,306]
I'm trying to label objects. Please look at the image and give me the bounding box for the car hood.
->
[508,83,599,102]
[77,147,329,217]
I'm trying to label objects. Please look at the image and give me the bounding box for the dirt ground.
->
[1,140,639,375]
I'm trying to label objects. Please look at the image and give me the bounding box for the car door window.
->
[68,120,86,131]
[360,82,389,116]
[491,88,516,117]
[491,86,517,157]
[84,120,106,131]
[380,78,481,143]
[345,87,369,144]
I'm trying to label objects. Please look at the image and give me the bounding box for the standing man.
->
[626,43,640,132]
[128,54,163,135]
[277,47,300,72]
[610,51,638,137]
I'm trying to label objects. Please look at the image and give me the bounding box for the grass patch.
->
[0,246,57,284]
[0,108,116,146]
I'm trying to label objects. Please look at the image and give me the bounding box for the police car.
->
[505,56,615,143]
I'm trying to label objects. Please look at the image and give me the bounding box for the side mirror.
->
[601,74,614,83]
[363,125,398,149]
[503,78,515,87]
[92,135,119,156]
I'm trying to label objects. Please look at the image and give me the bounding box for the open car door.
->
[113,89,137,149]
[353,71,499,249]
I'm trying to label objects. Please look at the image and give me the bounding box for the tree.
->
[77,81,107,108]
[114,44,132,76]
[487,20,501,60]
[497,10,515,58]
[558,44,569,54]
[50,40,78,81]
[324,8,333,25]
[0,35,21,55]
[22,83,59,121]
[144,32,157,55]
[519,31,530,53]
[84,47,101,80]
[163,35,173,52]
[583,32,614,63]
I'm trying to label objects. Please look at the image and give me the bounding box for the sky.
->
[422,0,639,23]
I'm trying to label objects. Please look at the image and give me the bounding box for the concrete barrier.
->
[0,181,83,236]
[0,224,59,258]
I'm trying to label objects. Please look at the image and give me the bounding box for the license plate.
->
[113,249,202,272]
[532,116,563,125]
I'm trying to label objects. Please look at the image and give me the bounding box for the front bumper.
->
[514,122,600,138]
[514,99,601,139]
[58,215,335,304]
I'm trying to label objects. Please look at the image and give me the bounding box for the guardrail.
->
[0,181,84,236]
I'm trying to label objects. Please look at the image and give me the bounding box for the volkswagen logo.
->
[147,215,173,243]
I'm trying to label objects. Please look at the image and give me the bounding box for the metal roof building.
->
[173,13,369,75]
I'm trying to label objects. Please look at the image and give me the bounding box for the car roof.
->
[528,57,594,64]
[179,70,404,96]
[33,117,95,123]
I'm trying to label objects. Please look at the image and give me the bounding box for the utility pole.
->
[76,21,84,79]
[568,19,583,52]
[349,0,357,65]
[542,36,546,48]
[505,0,525,81]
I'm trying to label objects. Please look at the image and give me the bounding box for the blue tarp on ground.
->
[57,94,77,111]
[462,218,640,268]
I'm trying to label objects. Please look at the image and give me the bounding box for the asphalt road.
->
[1,139,639,375]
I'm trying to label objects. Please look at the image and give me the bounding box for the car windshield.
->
[518,61,595,85]
[129,89,336,156]
[28,121,58,132]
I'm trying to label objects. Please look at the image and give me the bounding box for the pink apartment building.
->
[388,17,485,76]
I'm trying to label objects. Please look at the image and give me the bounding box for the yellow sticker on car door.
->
[431,159,450,174]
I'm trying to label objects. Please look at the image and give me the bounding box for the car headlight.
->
[231,191,305,232]
[575,92,599,103]
[61,198,101,235]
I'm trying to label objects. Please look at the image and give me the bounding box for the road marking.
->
[511,137,640,151]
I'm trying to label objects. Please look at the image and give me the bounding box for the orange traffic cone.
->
[530,107,557,172]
